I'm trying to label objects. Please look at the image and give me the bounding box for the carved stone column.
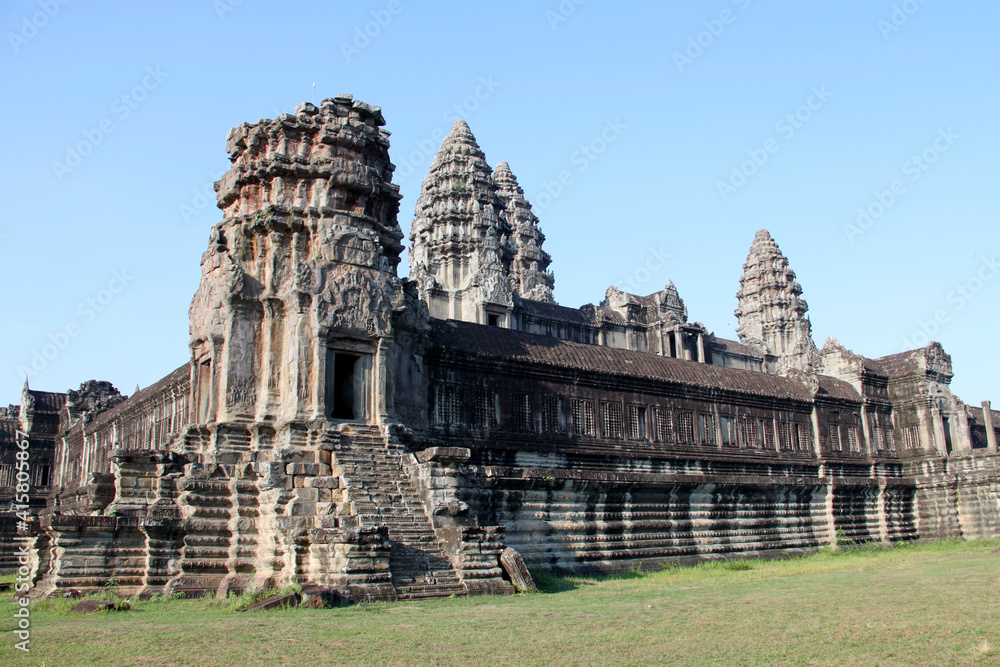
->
[983,401,998,452]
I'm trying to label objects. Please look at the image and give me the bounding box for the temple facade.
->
[3,97,998,600]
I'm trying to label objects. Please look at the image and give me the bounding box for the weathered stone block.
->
[277,449,314,464]
[500,547,537,593]
[415,447,472,464]
[255,462,287,487]
[183,463,206,478]
[289,502,316,516]
[238,592,299,612]
[308,476,341,489]
[286,462,329,476]
[295,488,319,502]
[71,600,127,613]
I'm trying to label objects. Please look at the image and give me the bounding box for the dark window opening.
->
[943,417,953,454]
[572,399,595,436]
[326,348,371,422]
[656,408,674,443]
[487,313,500,327]
[678,411,694,443]
[628,406,647,440]
[509,393,533,432]
[331,354,358,419]
[542,395,564,434]
[778,422,793,450]
[473,388,498,430]
[721,416,737,447]
[698,413,716,445]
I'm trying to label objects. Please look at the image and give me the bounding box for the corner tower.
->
[409,120,516,326]
[735,229,818,372]
[189,95,410,427]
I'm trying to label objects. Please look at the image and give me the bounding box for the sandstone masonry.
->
[2,97,997,600]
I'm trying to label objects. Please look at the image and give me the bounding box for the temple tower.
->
[188,95,408,427]
[735,229,818,372]
[493,161,555,304]
[409,120,516,326]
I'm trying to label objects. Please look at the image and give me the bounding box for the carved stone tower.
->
[188,95,408,428]
[408,120,516,326]
[735,229,818,372]
[493,161,555,304]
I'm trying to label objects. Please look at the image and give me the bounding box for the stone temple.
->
[3,96,998,600]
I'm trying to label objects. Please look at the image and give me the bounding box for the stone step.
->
[393,577,463,588]
[338,430,465,597]
[394,584,467,600]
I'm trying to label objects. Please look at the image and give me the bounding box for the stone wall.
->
[416,319,915,570]
[50,367,189,515]
[907,454,1000,540]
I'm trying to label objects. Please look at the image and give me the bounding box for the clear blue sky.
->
[2,1,998,407]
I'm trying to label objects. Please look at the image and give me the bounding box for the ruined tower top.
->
[215,94,404,274]
[735,229,817,371]
[493,161,555,304]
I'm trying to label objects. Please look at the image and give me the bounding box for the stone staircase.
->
[335,425,466,600]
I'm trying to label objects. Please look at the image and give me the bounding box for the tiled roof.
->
[520,299,592,324]
[0,419,20,447]
[520,299,625,326]
[816,375,862,402]
[430,319,853,402]
[712,337,763,359]
[85,364,190,431]
[27,390,66,413]
[860,357,888,376]
[874,349,923,377]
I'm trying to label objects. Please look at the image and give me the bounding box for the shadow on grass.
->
[530,569,581,594]
[529,563,653,594]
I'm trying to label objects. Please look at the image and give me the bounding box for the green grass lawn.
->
[3,539,999,666]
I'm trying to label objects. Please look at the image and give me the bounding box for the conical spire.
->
[409,121,517,322]
[493,161,555,303]
[735,229,817,371]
